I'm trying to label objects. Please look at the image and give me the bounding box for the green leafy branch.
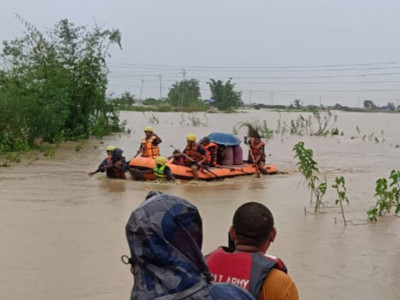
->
[367,170,400,221]
[332,176,349,225]
[293,141,327,213]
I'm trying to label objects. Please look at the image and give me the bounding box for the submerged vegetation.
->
[293,141,327,213]
[0,17,124,158]
[367,170,400,221]
[235,121,273,140]
[332,176,349,226]
[293,142,351,223]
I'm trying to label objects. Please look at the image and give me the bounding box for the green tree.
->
[207,78,242,110]
[168,79,205,109]
[109,91,136,108]
[0,17,123,151]
[293,99,302,109]
[363,100,376,109]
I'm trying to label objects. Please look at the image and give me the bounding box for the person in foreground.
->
[124,191,255,300]
[88,146,128,179]
[206,202,299,300]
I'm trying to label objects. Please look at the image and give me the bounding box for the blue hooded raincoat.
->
[125,191,254,300]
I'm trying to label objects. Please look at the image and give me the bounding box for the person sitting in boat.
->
[205,202,299,300]
[200,136,219,167]
[136,126,162,158]
[244,135,268,175]
[183,133,207,180]
[170,149,185,165]
[89,146,128,179]
[123,191,254,300]
[153,156,175,181]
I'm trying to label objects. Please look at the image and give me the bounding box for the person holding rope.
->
[244,135,268,175]
[89,146,128,179]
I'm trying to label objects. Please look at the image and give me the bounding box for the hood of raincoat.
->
[125,191,214,299]
[112,148,123,162]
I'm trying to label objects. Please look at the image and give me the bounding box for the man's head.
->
[253,136,261,145]
[230,202,276,252]
[125,191,213,296]
[144,126,154,137]
[155,156,167,166]
[186,133,197,145]
[200,136,210,146]
[106,145,115,155]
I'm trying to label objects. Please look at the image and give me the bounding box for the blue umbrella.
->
[207,132,241,146]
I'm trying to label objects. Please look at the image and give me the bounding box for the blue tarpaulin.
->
[207,132,241,146]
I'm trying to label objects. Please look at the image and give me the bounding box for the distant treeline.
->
[0,17,124,153]
[249,100,400,113]
[107,78,243,113]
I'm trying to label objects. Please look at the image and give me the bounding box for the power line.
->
[108,60,400,70]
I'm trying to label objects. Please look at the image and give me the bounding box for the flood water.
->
[1,109,400,300]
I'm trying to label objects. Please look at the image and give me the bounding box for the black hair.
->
[233,202,274,246]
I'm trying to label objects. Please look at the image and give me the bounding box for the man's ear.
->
[229,226,236,241]
[270,227,277,243]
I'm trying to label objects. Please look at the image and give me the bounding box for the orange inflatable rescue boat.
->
[128,157,277,181]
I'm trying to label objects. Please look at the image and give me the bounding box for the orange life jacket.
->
[203,142,218,165]
[183,143,204,164]
[141,135,160,158]
[112,160,127,179]
[249,139,266,162]
[105,157,127,179]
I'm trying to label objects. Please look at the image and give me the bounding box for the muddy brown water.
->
[1,110,400,300]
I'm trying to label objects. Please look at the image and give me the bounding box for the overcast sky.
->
[1,0,400,106]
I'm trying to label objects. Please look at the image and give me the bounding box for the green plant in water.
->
[367,170,400,221]
[147,114,160,125]
[293,141,327,213]
[332,176,349,225]
[186,113,208,127]
[6,152,21,163]
[236,120,273,139]
[41,144,56,158]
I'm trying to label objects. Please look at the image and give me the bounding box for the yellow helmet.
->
[186,133,197,142]
[155,156,167,165]
[144,126,154,132]
[106,145,115,151]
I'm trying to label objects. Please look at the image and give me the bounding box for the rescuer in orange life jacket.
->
[88,146,128,179]
[137,127,162,158]
[200,136,219,167]
[206,202,299,300]
[244,135,268,175]
[171,133,206,180]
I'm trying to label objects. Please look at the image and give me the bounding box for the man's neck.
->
[234,244,263,253]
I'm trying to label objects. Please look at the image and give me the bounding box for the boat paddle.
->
[169,144,221,179]
[248,145,261,178]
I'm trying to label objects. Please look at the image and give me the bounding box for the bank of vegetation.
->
[0,17,124,159]
[108,78,242,113]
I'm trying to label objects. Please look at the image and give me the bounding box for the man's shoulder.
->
[261,269,299,300]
